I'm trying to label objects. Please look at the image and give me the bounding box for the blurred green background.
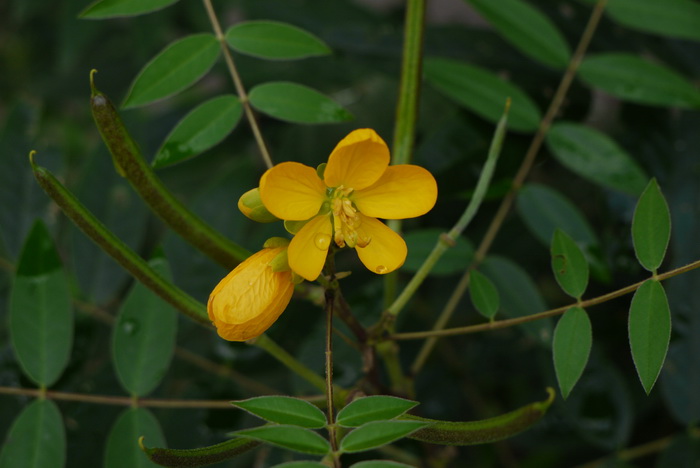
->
[1,0,700,466]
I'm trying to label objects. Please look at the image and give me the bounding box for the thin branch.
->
[393,258,700,341]
[408,0,609,370]
[201,0,273,169]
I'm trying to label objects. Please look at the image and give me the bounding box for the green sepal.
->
[284,219,309,235]
[238,187,280,223]
[400,388,555,445]
[139,436,260,467]
[316,163,326,180]
[269,250,290,273]
[263,237,291,249]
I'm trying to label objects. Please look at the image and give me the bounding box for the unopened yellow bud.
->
[207,246,294,341]
[238,188,279,223]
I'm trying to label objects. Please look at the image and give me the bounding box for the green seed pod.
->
[238,188,279,223]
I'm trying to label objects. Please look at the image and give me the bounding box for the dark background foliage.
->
[1,0,699,466]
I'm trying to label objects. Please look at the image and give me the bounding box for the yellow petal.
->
[260,162,326,220]
[353,165,437,219]
[354,214,407,274]
[324,129,390,191]
[288,215,333,281]
[207,247,294,341]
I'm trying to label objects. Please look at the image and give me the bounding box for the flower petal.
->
[354,215,407,274]
[208,247,295,341]
[353,165,437,219]
[260,162,326,220]
[288,214,333,281]
[324,129,390,191]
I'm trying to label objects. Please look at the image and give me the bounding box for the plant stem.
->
[406,0,609,371]
[201,0,273,169]
[391,258,700,341]
[322,255,341,467]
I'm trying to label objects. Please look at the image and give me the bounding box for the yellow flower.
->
[259,128,437,281]
[208,245,294,341]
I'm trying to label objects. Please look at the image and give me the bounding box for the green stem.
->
[30,154,210,326]
[386,100,509,320]
[90,71,250,271]
[391,257,700,341]
[251,334,329,395]
[323,260,341,467]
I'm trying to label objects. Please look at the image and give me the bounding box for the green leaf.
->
[469,269,500,320]
[604,0,700,42]
[105,408,166,468]
[152,95,243,168]
[481,256,551,344]
[553,307,592,399]
[248,82,353,124]
[141,437,259,467]
[9,221,73,387]
[336,396,418,428]
[225,21,331,60]
[551,229,589,299]
[402,228,474,276]
[232,396,327,428]
[579,53,700,109]
[629,280,671,394]
[0,399,65,468]
[466,0,570,68]
[339,421,429,453]
[112,257,178,397]
[350,462,416,468]
[80,0,179,19]
[632,179,671,272]
[661,338,700,426]
[424,57,542,133]
[123,34,220,109]
[233,425,330,455]
[516,183,609,282]
[546,122,648,195]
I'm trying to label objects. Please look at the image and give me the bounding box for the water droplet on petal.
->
[375,265,388,274]
[314,233,331,250]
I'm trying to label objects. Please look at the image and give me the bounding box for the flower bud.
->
[238,188,279,223]
[207,246,294,341]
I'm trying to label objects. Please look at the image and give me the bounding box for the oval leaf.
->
[481,256,551,343]
[579,53,700,109]
[469,269,500,320]
[105,408,166,468]
[112,257,178,397]
[123,34,220,109]
[467,0,570,68]
[233,426,330,455]
[225,21,331,60]
[248,82,353,124]
[339,421,429,454]
[0,400,65,468]
[632,179,671,272]
[551,229,589,299]
[605,0,700,42]
[546,122,648,195]
[517,183,608,282]
[336,396,418,428]
[153,95,243,168]
[232,396,327,429]
[9,220,73,387]
[553,307,592,399]
[629,280,671,394]
[402,228,474,276]
[350,461,416,468]
[424,57,542,133]
[80,0,179,19]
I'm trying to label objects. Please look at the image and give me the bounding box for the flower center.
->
[329,185,370,249]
